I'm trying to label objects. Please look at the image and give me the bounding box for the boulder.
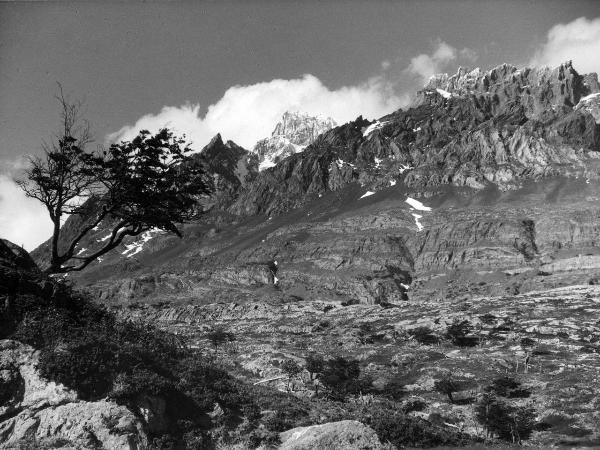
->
[279,420,384,450]
[0,340,147,449]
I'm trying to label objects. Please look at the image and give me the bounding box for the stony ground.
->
[120,284,600,448]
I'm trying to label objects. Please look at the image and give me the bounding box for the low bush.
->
[475,393,536,443]
[357,401,474,448]
[484,376,531,399]
[434,376,461,403]
[445,319,478,347]
[409,326,439,345]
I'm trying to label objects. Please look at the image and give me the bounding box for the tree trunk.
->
[50,217,62,273]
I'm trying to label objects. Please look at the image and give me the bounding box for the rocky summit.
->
[253,111,337,171]
[23,61,600,448]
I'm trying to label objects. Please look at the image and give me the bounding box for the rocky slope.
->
[120,283,600,448]
[253,111,337,170]
[0,239,148,449]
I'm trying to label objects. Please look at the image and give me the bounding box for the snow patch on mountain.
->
[360,191,375,199]
[436,88,453,99]
[576,92,600,124]
[122,229,163,258]
[412,213,424,231]
[405,197,432,211]
[362,121,388,137]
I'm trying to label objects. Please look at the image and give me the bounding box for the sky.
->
[1,0,599,250]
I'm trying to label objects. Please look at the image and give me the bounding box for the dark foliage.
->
[319,356,363,399]
[484,376,531,399]
[409,326,440,345]
[434,376,461,403]
[305,354,324,379]
[445,319,479,347]
[479,313,497,325]
[357,402,473,448]
[206,328,236,352]
[475,393,536,443]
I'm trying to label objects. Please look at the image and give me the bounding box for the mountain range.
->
[40,61,600,305]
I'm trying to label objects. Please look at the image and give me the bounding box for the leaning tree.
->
[17,87,209,273]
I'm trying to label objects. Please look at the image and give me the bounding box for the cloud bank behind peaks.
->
[530,16,600,74]
[407,41,457,84]
[108,74,407,150]
[405,40,478,86]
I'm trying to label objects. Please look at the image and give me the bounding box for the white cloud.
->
[0,175,53,251]
[530,16,600,74]
[404,41,479,87]
[108,74,407,150]
[407,41,457,84]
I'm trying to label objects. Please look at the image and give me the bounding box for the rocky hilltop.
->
[253,111,337,170]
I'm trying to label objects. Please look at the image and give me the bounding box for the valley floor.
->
[120,284,600,448]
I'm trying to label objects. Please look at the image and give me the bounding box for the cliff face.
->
[33,61,600,306]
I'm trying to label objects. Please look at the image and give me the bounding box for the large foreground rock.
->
[279,420,384,450]
[0,340,147,449]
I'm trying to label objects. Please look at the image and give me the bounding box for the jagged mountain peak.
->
[419,61,600,120]
[206,133,223,147]
[253,111,337,170]
[426,61,599,99]
[271,110,337,140]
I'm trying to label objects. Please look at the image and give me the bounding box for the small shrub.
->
[206,328,235,352]
[246,427,280,449]
[434,376,461,403]
[320,356,362,400]
[485,377,531,399]
[475,393,536,443]
[359,402,472,448]
[281,359,302,391]
[479,313,497,325]
[409,326,439,345]
[445,319,478,347]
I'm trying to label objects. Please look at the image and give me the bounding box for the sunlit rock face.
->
[254,111,336,170]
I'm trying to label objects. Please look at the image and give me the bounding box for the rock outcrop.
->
[0,339,147,449]
[0,240,150,449]
[279,420,384,450]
